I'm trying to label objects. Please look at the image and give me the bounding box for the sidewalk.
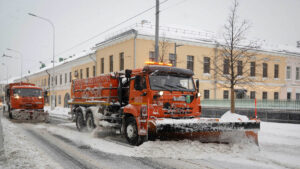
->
[0,109,6,161]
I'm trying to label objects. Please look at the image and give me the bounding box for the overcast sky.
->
[0,0,299,82]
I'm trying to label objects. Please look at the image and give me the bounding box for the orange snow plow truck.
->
[69,62,260,145]
[3,82,49,122]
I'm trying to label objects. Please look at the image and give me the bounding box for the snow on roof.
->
[104,23,300,56]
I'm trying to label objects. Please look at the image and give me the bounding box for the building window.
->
[101,58,104,74]
[93,66,96,77]
[204,90,210,99]
[296,67,300,80]
[250,62,256,77]
[60,74,62,85]
[187,55,194,71]
[48,76,50,86]
[55,76,57,85]
[58,95,61,105]
[169,53,176,67]
[203,57,210,74]
[296,93,300,101]
[86,67,89,78]
[274,92,279,100]
[65,73,67,84]
[69,72,72,82]
[286,66,291,79]
[250,91,256,99]
[149,51,155,61]
[74,70,78,78]
[274,64,279,79]
[223,90,229,99]
[80,69,83,79]
[223,59,229,75]
[287,92,291,100]
[263,63,268,78]
[109,55,113,72]
[262,92,267,100]
[119,52,124,71]
[237,60,243,76]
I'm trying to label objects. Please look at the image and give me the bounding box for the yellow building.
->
[16,24,300,107]
[94,25,290,100]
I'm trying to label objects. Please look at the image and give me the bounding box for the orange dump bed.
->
[71,74,119,103]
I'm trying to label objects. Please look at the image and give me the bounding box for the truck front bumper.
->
[11,109,49,122]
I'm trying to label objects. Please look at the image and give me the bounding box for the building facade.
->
[15,25,300,107]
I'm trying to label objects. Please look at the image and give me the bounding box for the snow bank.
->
[0,118,62,169]
[44,106,71,119]
[219,111,249,122]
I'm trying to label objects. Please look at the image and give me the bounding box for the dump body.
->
[4,82,48,121]
[71,74,119,104]
[69,64,260,145]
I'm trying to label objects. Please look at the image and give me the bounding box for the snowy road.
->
[1,112,300,169]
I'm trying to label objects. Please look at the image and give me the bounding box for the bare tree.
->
[159,36,170,62]
[152,35,170,62]
[213,0,260,113]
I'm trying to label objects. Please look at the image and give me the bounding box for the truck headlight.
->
[14,94,20,99]
[197,93,201,97]
[159,91,164,96]
[38,96,42,99]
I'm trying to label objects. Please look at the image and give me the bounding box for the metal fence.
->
[201,99,300,112]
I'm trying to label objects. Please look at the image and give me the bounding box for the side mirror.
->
[195,79,199,92]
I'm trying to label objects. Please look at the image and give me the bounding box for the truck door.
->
[130,75,148,105]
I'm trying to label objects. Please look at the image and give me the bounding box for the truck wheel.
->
[86,113,95,132]
[76,112,85,131]
[125,117,145,146]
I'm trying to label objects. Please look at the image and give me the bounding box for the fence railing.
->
[201,99,300,112]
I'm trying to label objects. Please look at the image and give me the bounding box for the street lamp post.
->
[28,12,55,110]
[6,48,23,83]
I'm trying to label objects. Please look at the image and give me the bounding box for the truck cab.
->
[4,82,48,121]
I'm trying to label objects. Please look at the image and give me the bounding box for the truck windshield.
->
[149,75,195,91]
[13,88,42,97]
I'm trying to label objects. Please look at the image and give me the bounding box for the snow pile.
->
[44,106,71,119]
[219,111,249,122]
[0,118,62,169]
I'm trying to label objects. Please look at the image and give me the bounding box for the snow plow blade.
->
[11,109,49,122]
[149,118,260,144]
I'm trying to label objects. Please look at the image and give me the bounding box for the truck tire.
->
[86,113,95,132]
[125,117,145,146]
[76,111,85,131]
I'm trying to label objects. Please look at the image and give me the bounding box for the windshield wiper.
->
[153,84,170,91]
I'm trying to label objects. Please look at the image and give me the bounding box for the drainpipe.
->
[134,30,137,69]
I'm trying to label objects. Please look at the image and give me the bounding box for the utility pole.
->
[154,0,159,62]
[174,43,183,67]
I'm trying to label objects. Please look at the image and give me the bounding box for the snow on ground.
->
[219,111,249,122]
[44,106,71,119]
[35,120,300,169]
[0,117,62,169]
